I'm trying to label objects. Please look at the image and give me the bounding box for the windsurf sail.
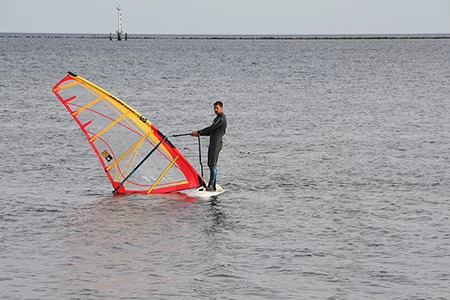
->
[52,72,206,194]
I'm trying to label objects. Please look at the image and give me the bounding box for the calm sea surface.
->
[1,36,450,299]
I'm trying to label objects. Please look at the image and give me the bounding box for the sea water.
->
[1,35,450,299]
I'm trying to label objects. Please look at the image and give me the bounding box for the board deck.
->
[180,185,225,198]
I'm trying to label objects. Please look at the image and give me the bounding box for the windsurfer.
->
[190,101,227,191]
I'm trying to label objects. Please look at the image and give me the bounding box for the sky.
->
[1,0,449,35]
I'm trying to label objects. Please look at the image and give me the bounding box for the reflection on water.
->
[206,197,228,234]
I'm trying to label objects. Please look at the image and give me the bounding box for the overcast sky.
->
[1,0,449,35]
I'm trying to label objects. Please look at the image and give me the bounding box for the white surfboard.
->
[182,184,225,198]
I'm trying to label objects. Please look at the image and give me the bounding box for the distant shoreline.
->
[1,33,449,40]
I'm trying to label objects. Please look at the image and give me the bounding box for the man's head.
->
[214,101,223,115]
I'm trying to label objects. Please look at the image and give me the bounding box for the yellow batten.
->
[147,156,179,193]
[106,130,153,172]
[89,111,130,143]
[72,95,104,116]
[53,80,79,92]
[157,180,188,188]
[103,100,144,139]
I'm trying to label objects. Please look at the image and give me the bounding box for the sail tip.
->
[68,71,78,77]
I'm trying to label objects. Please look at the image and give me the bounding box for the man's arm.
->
[197,116,224,136]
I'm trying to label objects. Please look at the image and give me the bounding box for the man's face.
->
[214,104,223,115]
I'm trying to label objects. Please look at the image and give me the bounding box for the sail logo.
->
[102,150,113,162]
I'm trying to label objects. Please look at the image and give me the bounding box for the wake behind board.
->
[181,184,225,198]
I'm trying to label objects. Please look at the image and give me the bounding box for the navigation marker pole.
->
[117,5,123,41]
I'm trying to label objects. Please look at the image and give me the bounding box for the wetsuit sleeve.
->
[198,115,224,136]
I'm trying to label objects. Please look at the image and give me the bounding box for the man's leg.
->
[207,147,219,191]
[207,166,217,191]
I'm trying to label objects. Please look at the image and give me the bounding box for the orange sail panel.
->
[52,72,205,194]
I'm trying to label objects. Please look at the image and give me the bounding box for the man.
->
[190,101,227,191]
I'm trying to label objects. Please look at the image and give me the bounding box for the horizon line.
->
[1,32,449,40]
[1,32,450,36]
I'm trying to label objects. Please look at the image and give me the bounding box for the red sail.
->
[52,72,205,194]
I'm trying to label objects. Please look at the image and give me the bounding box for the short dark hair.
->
[214,101,223,107]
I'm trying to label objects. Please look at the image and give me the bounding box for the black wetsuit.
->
[198,113,227,189]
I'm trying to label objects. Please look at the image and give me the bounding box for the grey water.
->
[1,35,450,299]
